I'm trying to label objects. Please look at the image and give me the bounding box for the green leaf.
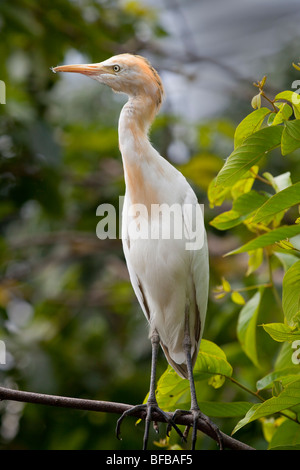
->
[231,165,259,200]
[232,403,261,434]
[207,177,231,208]
[294,107,300,120]
[234,107,270,148]
[233,379,300,434]
[282,260,300,326]
[275,90,300,104]
[208,374,225,389]
[275,90,300,118]
[231,291,246,305]
[210,210,245,230]
[263,323,300,342]
[269,419,300,450]
[272,103,293,125]
[257,367,300,391]
[195,401,252,418]
[274,342,300,371]
[281,120,300,156]
[232,190,269,214]
[194,340,233,380]
[221,277,231,292]
[260,416,282,443]
[251,181,300,224]
[274,252,300,271]
[251,93,262,110]
[226,224,300,255]
[237,289,264,367]
[267,113,276,126]
[156,340,232,410]
[246,248,264,276]
[215,126,283,189]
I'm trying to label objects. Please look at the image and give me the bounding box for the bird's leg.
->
[184,328,223,450]
[116,329,184,450]
[169,317,224,450]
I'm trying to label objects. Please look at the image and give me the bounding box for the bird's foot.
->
[167,408,224,450]
[116,401,185,450]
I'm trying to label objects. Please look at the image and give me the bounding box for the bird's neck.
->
[118,95,157,159]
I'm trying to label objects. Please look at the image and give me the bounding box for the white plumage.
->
[121,165,209,378]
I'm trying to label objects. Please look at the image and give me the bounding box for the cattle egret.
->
[53,54,222,450]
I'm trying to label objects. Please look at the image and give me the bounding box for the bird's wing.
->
[159,185,209,378]
[121,194,151,322]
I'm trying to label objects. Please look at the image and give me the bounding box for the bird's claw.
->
[167,408,224,450]
[116,402,185,450]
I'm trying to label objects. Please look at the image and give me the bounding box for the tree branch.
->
[0,386,254,450]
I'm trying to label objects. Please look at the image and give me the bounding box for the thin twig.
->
[228,377,265,402]
[250,169,273,187]
[0,386,254,450]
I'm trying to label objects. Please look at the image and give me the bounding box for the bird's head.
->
[52,53,164,109]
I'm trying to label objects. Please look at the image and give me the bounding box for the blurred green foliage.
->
[1,0,300,450]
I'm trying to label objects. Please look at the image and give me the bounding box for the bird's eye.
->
[113,65,120,72]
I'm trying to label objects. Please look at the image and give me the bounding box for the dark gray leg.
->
[170,316,224,450]
[116,329,184,450]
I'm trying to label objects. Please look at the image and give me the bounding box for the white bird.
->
[53,54,222,450]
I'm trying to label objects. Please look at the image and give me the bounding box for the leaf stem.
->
[250,169,273,186]
[235,282,272,293]
[260,90,278,113]
[228,376,264,401]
